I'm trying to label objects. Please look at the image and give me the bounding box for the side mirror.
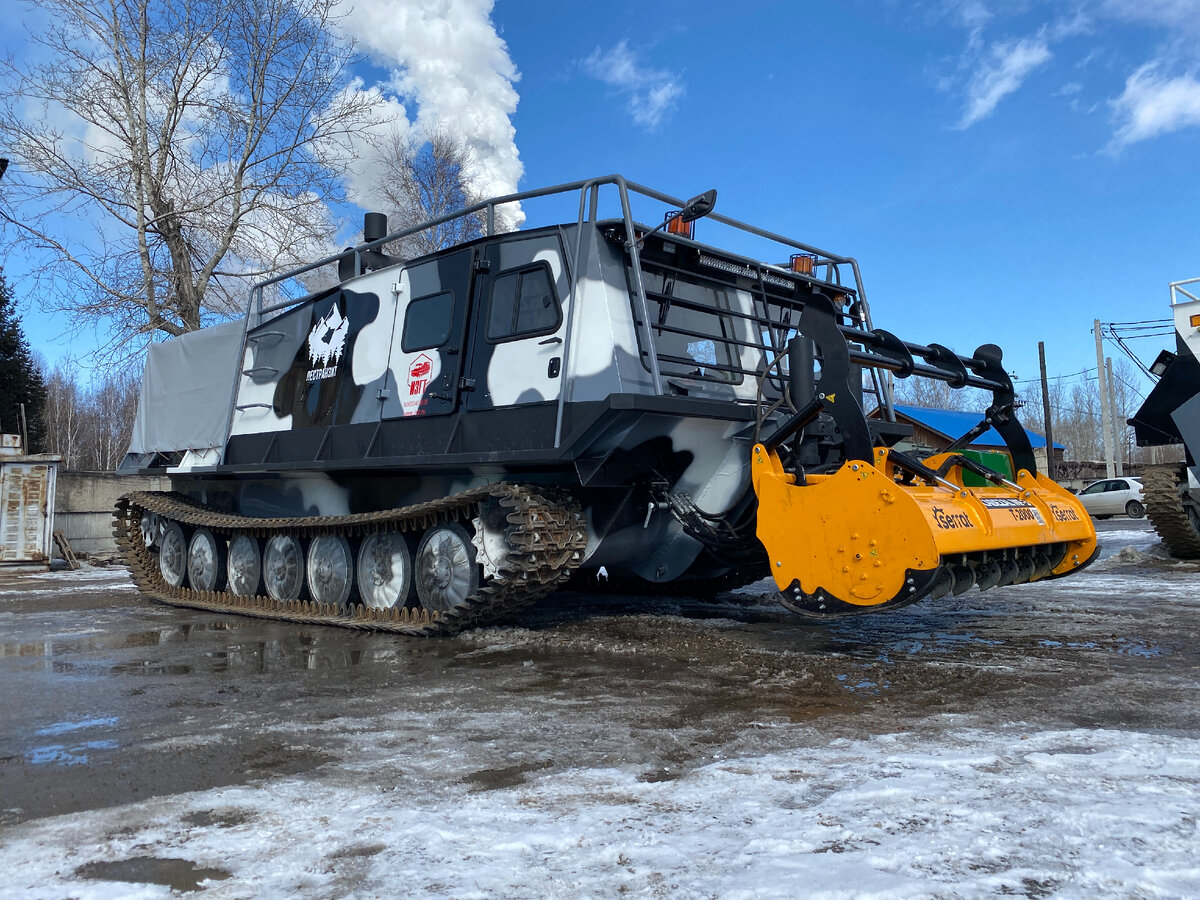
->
[679,189,717,223]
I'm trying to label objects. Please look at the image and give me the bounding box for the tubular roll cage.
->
[234,175,1033,473]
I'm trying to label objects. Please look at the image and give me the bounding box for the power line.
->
[1013,366,1096,384]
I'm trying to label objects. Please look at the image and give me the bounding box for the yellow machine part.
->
[751,444,1098,614]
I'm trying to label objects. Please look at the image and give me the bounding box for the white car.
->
[1076,477,1145,519]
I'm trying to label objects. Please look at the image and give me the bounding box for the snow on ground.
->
[2,523,1198,897]
[2,725,1198,899]
[0,565,137,602]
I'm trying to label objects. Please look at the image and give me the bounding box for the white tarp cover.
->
[127,320,247,455]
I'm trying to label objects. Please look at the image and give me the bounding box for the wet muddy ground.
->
[1,519,1198,898]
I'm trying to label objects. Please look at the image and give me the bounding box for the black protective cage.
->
[212,175,1036,477]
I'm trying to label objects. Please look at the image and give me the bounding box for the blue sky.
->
[6,0,1199,397]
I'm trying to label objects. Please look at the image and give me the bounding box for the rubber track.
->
[1141,465,1200,560]
[113,484,589,636]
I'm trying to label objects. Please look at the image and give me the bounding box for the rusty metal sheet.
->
[0,461,57,566]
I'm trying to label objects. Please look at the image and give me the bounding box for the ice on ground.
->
[2,726,1198,899]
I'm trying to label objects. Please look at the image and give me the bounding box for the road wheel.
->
[415,523,479,614]
[1125,500,1146,519]
[140,512,164,549]
[187,528,227,591]
[263,534,305,602]
[227,535,263,596]
[306,535,354,608]
[357,532,413,609]
[159,521,188,587]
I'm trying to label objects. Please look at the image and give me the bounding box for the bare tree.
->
[83,367,141,469]
[1014,359,1156,464]
[0,0,380,358]
[373,128,489,258]
[37,355,141,469]
[40,357,86,467]
[891,374,989,413]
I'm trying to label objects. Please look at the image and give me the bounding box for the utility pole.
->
[1094,319,1115,478]
[1038,342,1055,480]
[1106,358,1123,476]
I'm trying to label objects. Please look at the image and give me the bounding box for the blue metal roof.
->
[892,405,1065,450]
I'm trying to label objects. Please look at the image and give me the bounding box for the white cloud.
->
[580,41,684,129]
[1108,64,1200,147]
[1099,0,1200,32]
[335,0,524,226]
[951,0,992,30]
[957,37,1052,128]
[315,81,413,209]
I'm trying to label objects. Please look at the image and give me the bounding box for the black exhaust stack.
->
[338,212,398,282]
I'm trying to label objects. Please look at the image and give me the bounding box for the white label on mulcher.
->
[980,497,1045,525]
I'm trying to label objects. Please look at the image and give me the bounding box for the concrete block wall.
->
[54,471,170,557]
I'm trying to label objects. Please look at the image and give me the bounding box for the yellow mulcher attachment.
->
[752,444,1096,615]
[749,294,1097,616]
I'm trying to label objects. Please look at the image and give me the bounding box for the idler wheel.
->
[227,535,263,597]
[140,512,164,549]
[187,528,227,592]
[357,532,413,609]
[159,521,188,587]
[415,523,479,614]
[263,535,305,602]
[306,535,354,608]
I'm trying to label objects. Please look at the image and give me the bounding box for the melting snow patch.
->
[2,727,1198,897]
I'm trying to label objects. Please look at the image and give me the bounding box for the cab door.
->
[381,248,476,419]
[463,239,568,411]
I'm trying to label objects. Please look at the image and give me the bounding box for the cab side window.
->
[487,263,561,342]
[402,291,454,352]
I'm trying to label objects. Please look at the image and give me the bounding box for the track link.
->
[113,484,588,635]
[1142,465,1200,560]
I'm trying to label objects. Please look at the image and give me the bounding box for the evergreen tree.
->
[0,269,46,450]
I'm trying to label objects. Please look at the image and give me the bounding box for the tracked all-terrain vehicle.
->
[116,176,1098,635]
[1130,278,1200,558]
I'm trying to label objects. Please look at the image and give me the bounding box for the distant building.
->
[869,404,1065,474]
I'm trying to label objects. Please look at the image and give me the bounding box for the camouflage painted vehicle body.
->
[118,176,1097,631]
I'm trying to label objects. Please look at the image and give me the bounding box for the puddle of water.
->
[181,808,255,829]
[459,759,553,791]
[327,843,386,860]
[0,622,237,659]
[75,857,231,892]
[25,740,118,766]
[35,716,118,736]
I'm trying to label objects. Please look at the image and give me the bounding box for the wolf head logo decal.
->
[307,306,349,382]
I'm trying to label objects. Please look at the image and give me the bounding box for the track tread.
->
[114,485,588,635]
[1142,465,1200,559]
